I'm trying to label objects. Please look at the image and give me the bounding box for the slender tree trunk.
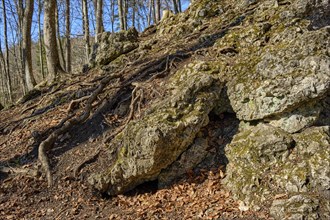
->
[95,0,104,42]
[178,0,182,12]
[15,0,28,94]
[55,6,66,69]
[1,0,13,102]
[152,0,156,23]
[123,0,127,30]
[44,0,64,81]
[147,0,152,26]
[0,38,7,101]
[82,0,90,62]
[23,0,36,91]
[118,0,125,31]
[156,0,161,22]
[172,0,179,14]
[132,0,136,28]
[65,0,71,72]
[110,0,115,32]
[38,0,45,79]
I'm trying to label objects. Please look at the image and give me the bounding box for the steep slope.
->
[0,0,329,219]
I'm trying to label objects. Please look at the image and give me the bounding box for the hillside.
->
[1,0,329,219]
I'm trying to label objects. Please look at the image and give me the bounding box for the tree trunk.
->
[118,0,125,31]
[147,0,152,26]
[15,0,28,94]
[82,0,90,63]
[156,0,161,22]
[44,0,64,81]
[132,0,136,28]
[38,0,45,79]
[123,0,127,30]
[152,0,156,23]
[110,0,115,32]
[65,0,71,72]
[177,0,182,12]
[1,0,13,102]
[22,0,36,91]
[95,0,104,43]
[172,0,179,14]
[55,6,66,69]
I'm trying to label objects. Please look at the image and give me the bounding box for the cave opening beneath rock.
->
[191,111,239,173]
[126,110,240,195]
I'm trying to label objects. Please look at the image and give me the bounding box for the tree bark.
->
[172,0,179,14]
[118,0,125,31]
[65,0,71,72]
[132,0,136,28]
[178,0,182,12]
[82,0,90,63]
[1,0,13,102]
[15,0,28,95]
[147,0,152,26]
[110,0,115,32]
[55,6,66,70]
[38,0,45,79]
[95,0,104,43]
[44,0,64,81]
[156,0,161,22]
[123,0,127,30]
[22,0,36,91]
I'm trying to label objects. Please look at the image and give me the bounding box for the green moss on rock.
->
[88,61,224,195]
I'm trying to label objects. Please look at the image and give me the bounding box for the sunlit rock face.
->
[88,0,330,219]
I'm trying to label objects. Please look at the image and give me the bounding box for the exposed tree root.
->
[66,95,90,113]
[37,51,192,187]
[0,166,39,177]
[38,75,120,187]
[73,147,101,178]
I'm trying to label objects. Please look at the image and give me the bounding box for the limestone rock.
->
[291,126,330,191]
[89,28,139,68]
[270,195,320,220]
[88,62,223,195]
[224,124,330,217]
[224,123,295,208]
[158,137,209,188]
[267,101,322,133]
[227,26,330,121]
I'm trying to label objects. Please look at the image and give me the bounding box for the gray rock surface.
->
[89,28,139,67]
[86,0,330,219]
[158,137,209,188]
[270,195,320,220]
[88,62,223,195]
[227,27,330,121]
[224,124,330,216]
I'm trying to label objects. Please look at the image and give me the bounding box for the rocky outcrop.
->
[218,0,330,218]
[88,27,139,68]
[88,62,223,195]
[224,124,329,216]
[87,0,330,219]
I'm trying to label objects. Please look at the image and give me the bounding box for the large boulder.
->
[221,0,330,218]
[224,124,330,217]
[226,26,330,121]
[88,28,139,68]
[88,62,223,195]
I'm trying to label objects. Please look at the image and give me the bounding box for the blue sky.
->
[0,0,190,46]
